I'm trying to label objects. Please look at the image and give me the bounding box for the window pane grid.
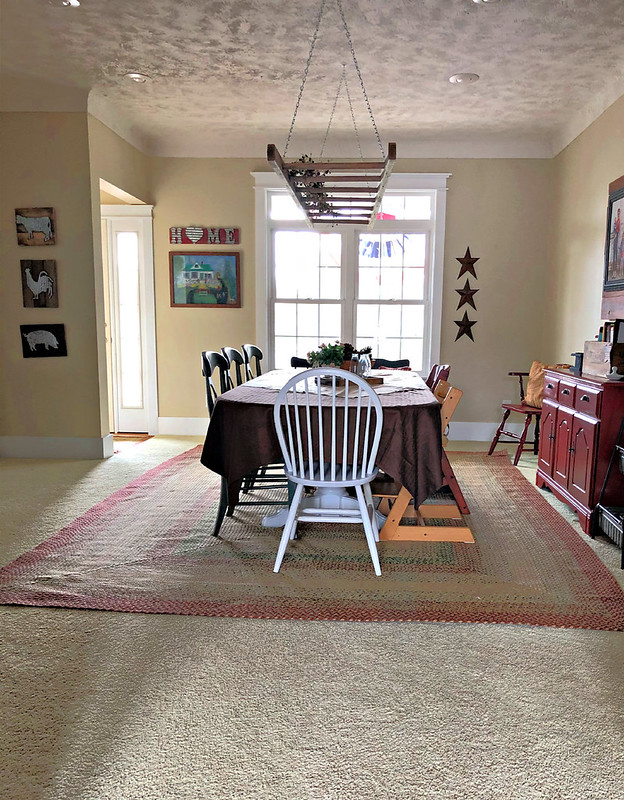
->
[358,233,427,301]
[268,188,440,375]
[274,300,341,368]
[274,231,341,300]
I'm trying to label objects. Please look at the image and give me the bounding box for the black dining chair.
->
[203,347,288,536]
[242,344,264,380]
[201,350,231,413]
[222,346,246,387]
[290,356,311,368]
[373,358,410,369]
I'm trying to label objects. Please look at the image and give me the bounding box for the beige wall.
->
[2,98,621,445]
[0,112,101,438]
[548,95,624,362]
[149,156,554,424]
[87,115,152,434]
[400,158,554,424]
[150,157,264,419]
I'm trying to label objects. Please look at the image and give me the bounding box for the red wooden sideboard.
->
[536,368,624,534]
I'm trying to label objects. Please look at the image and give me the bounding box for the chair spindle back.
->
[274,368,383,486]
[242,344,264,380]
[221,347,246,386]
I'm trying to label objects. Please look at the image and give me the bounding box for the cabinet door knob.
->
[562,388,570,395]
[580,394,590,402]
[547,383,554,389]
[569,446,575,454]
[548,434,554,440]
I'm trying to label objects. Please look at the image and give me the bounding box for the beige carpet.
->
[1,436,624,800]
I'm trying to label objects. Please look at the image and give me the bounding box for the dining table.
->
[200,368,444,533]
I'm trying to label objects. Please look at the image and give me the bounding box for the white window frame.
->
[253,172,450,373]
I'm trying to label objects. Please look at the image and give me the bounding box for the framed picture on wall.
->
[604,182,624,292]
[20,260,58,308]
[169,252,241,308]
[15,207,56,246]
[20,324,67,358]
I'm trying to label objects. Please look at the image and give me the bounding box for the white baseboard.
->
[157,417,210,436]
[154,418,526,443]
[0,434,114,459]
[448,421,528,442]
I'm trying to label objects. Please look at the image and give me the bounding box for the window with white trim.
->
[253,173,449,374]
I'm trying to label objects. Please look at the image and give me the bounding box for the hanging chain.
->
[320,66,345,158]
[284,0,384,160]
[284,0,328,157]
[343,70,364,160]
[335,0,384,158]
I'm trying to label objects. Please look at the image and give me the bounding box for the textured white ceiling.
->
[2,0,624,158]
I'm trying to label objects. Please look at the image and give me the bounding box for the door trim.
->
[101,205,158,434]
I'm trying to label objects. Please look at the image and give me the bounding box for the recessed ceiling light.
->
[472,0,500,4]
[124,72,150,83]
[48,0,81,6]
[448,73,480,84]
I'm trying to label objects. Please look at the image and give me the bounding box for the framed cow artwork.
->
[20,260,58,308]
[15,207,57,246]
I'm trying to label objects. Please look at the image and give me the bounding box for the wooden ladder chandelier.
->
[268,0,396,228]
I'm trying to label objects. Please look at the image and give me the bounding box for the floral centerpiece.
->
[306,342,375,377]
[340,342,372,362]
[307,341,345,368]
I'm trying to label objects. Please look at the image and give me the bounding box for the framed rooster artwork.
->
[20,260,58,308]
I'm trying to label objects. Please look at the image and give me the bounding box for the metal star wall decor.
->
[456,247,479,279]
[454,311,477,341]
[455,279,479,310]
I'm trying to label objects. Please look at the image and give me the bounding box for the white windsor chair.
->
[273,367,384,576]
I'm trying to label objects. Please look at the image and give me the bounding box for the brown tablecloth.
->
[201,381,444,508]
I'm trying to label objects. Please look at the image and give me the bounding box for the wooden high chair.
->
[372,380,474,542]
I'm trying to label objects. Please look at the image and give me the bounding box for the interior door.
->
[102,207,157,433]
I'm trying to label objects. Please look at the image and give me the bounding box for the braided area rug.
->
[1,448,623,630]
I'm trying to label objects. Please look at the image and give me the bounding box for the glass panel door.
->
[105,214,155,433]
[116,231,143,409]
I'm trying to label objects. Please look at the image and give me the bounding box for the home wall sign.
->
[169,227,240,245]
[20,260,58,308]
[15,207,56,246]
[20,324,67,358]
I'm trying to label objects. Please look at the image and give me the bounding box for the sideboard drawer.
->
[543,376,559,401]
[574,386,601,418]
[558,380,576,408]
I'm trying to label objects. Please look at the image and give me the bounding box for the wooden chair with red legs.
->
[372,380,473,542]
[425,363,451,390]
[488,370,541,467]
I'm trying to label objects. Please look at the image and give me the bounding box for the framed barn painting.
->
[604,182,624,292]
[15,207,56,246]
[169,252,241,308]
[20,324,67,358]
[20,260,58,308]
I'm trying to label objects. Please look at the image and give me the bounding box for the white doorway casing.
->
[101,205,158,435]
